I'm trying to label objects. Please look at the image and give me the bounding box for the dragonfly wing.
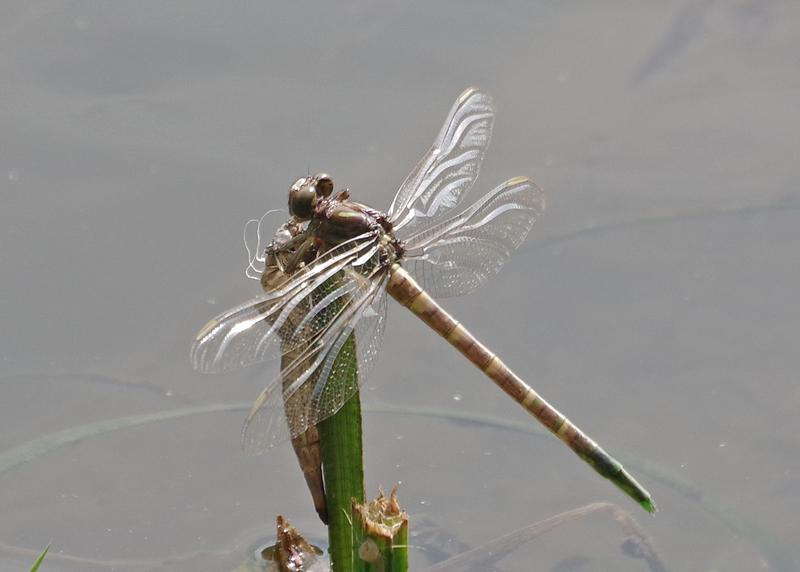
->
[307,273,389,426]
[191,233,378,373]
[240,376,292,454]
[387,88,494,238]
[241,267,389,454]
[401,177,545,298]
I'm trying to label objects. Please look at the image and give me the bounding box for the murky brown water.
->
[2,2,799,570]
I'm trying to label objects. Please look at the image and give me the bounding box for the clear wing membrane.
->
[388,87,494,238]
[309,274,388,421]
[241,272,389,454]
[190,233,378,373]
[401,177,545,298]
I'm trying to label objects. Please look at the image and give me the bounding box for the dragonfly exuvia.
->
[191,88,655,522]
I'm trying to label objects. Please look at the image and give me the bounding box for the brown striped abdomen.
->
[386,263,654,511]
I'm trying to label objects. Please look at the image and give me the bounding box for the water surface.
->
[2,2,799,570]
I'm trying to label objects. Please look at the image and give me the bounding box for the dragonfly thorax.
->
[270,174,403,277]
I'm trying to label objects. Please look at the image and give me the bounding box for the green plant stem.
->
[391,523,409,571]
[318,334,366,572]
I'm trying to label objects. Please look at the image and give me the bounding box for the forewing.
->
[307,274,389,426]
[241,268,389,454]
[401,177,545,298]
[191,233,378,373]
[388,87,494,238]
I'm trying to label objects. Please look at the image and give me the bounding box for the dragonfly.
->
[191,88,655,523]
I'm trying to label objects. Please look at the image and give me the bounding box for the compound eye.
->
[288,183,317,221]
[314,174,334,197]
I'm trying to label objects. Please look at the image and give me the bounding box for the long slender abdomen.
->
[386,264,655,513]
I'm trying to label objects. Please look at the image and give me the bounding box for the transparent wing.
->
[307,274,388,424]
[190,232,379,373]
[387,87,494,238]
[239,377,291,454]
[401,177,545,298]
[241,270,389,454]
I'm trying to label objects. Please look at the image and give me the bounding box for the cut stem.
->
[353,487,409,572]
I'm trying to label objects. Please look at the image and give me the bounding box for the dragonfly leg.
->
[281,236,317,274]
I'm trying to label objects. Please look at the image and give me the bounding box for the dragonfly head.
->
[288,173,334,221]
